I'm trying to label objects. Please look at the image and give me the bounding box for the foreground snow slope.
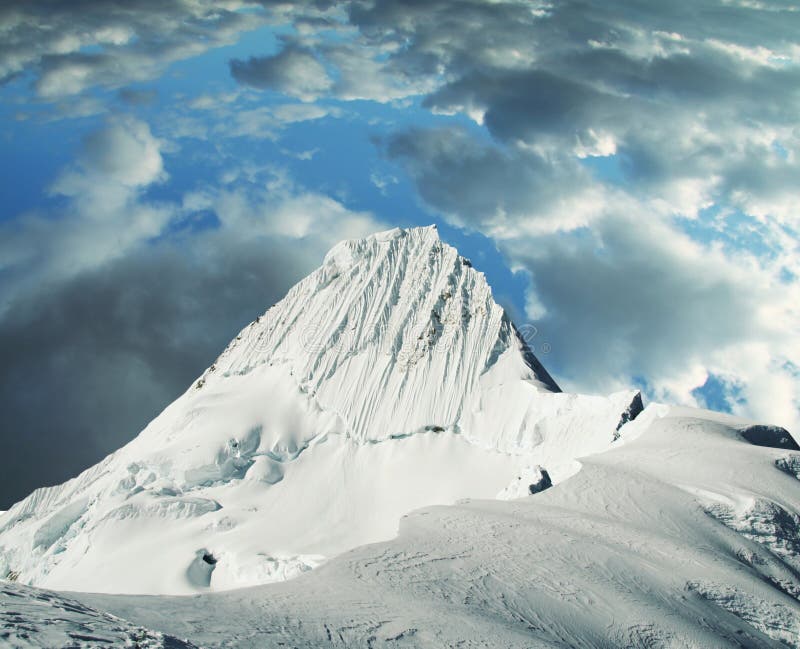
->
[0,581,198,649]
[70,405,800,648]
[0,226,639,595]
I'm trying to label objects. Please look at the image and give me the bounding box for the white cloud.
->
[230,44,334,102]
[370,172,398,194]
[325,42,438,102]
[206,167,380,243]
[1,113,384,319]
[222,103,338,140]
[0,117,172,310]
[511,208,799,431]
[81,116,165,187]
[0,1,273,99]
[573,129,617,159]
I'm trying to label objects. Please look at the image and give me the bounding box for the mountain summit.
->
[207,225,563,447]
[0,226,641,594]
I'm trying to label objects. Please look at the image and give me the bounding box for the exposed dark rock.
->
[529,468,552,495]
[740,425,799,450]
[616,391,644,433]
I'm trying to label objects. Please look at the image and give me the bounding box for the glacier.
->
[72,406,800,648]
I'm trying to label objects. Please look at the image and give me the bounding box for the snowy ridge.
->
[0,226,641,595]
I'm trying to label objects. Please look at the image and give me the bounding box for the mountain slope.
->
[0,581,199,649]
[0,226,640,595]
[73,405,800,648]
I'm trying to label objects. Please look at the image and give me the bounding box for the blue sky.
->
[0,0,798,506]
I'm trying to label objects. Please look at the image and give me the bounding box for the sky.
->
[0,0,799,508]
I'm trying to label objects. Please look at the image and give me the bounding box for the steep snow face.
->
[207,225,561,442]
[0,226,640,595]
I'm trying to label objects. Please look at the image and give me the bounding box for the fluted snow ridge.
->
[206,226,559,442]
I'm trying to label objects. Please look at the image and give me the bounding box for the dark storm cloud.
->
[0,168,383,509]
[0,235,318,508]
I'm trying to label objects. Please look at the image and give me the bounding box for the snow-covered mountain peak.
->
[0,226,642,595]
[322,224,438,269]
[202,225,560,445]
